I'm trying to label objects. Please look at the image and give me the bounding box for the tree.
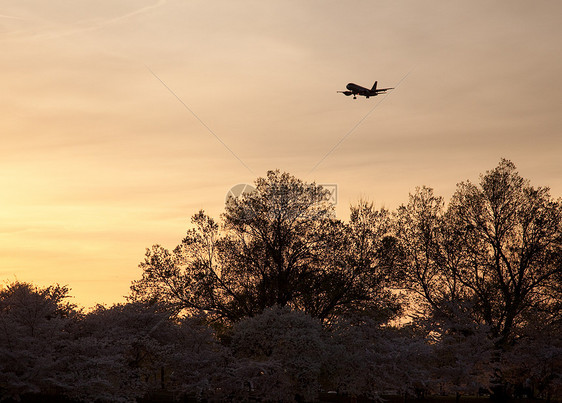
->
[322,316,436,401]
[0,281,75,401]
[65,302,228,402]
[130,170,400,325]
[423,312,494,401]
[343,201,403,321]
[394,186,447,316]
[394,160,562,400]
[0,280,232,403]
[500,315,562,400]
[397,160,562,345]
[229,306,328,402]
[443,159,562,345]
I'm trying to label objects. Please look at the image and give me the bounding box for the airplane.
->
[338,81,393,99]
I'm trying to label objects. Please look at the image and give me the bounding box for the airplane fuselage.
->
[346,83,372,97]
[338,81,393,99]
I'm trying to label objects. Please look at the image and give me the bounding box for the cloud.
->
[0,14,25,20]
[4,0,167,41]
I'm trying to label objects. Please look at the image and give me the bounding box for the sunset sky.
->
[2,1,562,308]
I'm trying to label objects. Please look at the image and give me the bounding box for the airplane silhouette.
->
[338,81,393,99]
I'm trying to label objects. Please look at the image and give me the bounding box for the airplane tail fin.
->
[371,81,378,91]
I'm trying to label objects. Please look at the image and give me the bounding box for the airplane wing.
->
[337,91,353,96]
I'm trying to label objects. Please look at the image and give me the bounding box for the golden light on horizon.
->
[2,0,562,308]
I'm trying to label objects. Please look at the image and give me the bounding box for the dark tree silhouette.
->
[5,160,562,402]
[130,170,400,325]
[0,282,75,401]
[397,159,562,345]
[393,159,562,400]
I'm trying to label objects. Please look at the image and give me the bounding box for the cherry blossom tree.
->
[0,282,231,402]
[422,312,494,401]
[0,281,76,400]
[67,302,229,402]
[500,318,562,400]
[229,306,328,402]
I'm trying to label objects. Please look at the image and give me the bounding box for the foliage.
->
[4,159,562,402]
[395,159,562,346]
[130,170,401,326]
[230,306,327,402]
[500,318,562,399]
[325,318,433,399]
[0,281,75,400]
[0,284,228,402]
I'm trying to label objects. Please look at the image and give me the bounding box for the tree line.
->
[2,159,562,402]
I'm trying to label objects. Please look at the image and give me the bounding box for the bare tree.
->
[396,160,562,345]
[444,159,562,345]
[130,171,400,325]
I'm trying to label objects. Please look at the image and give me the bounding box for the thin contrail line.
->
[308,68,414,176]
[145,65,255,175]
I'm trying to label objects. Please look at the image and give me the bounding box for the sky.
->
[2,1,562,308]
